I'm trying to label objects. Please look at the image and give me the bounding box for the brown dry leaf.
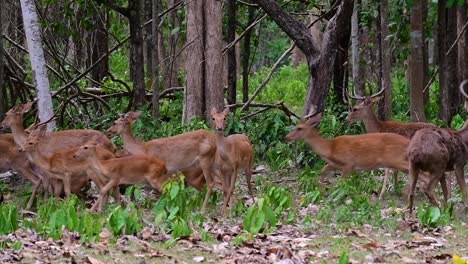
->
[346,229,368,238]
[85,256,105,264]
[139,227,153,240]
[148,250,164,258]
[362,240,379,250]
[99,228,112,243]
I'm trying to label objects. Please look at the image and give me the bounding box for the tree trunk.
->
[0,0,5,119]
[183,0,204,122]
[438,0,447,123]
[457,3,467,86]
[332,23,350,105]
[152,0,160,121]
[351,0,364,97]
[20,0,55,130]
[422,0,429,104]
[254,0,354,116]
[226,0,237,105]
[377,0,392,120]
[165,0,181,89]
[409,0,426,122]
[204,0,224,117]
[242,2,255,103]
[444,6,458,124]
[144,0,153,81]
[128,0,146,109]
[89,10,109,84]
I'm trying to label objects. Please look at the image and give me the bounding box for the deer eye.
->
[297,127,302,131]
[84,146,88,150]
[212,117,215,121]
[28,142,33,145]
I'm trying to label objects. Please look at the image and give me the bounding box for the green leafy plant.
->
[0,204,20,235]
[243,197,277,234]
[107,203,142,236]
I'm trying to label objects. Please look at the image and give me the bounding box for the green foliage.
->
[0,204,20,235]
[417,206,452,228]
[339,251,349,264]
[243,198,277,234]
[108,203,142,236]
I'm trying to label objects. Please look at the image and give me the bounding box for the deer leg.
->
[94,179,118,213]
[393,170,399,190]
[227,169,239,206]
[319,164,336,177]
[200,158,215,214]
[454,164,468,207]
[26,179,42,210]
[423,170,444,208]
[63,174,71,198]
[379,168,390,199]
[340,167,353,178]
[407,164,419,214]
[245,167,254,200]
[222,171,232,214]
[439,173,449,206]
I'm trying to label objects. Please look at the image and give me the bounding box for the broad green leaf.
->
[250,211,265,234]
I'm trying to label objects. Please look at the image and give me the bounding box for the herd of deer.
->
[0,81,468,215]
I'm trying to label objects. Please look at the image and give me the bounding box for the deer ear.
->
[210,107,218,116]
[222,108,230,115]
[370,97,381,104]
[127,111,141,122]
[22,102,33,113]
[306,112,322,127]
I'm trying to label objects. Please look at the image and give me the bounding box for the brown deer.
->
[210,107,254,212]
[73,140,168,213]
[1,102,116,197]
[105,112,217,213]
[285,112,448,204]
[346,90,437,198]
[407,124,468,212]
[0,133,42,209]
[19,126,120,204]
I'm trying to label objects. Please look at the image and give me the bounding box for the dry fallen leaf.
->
[193,256,205,262]
[85,256,105,264]
[99,228,112,243]
[346,229,368,238]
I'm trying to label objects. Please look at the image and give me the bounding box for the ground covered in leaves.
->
[1,166,468,264]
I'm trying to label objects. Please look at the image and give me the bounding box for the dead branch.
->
[227,101,300,119]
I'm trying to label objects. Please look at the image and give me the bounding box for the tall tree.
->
[377,0,392,120]
[152,0,161,120]
[409,0,426,122]
[351,0,364,97]
[183,0,204,122]
[0,0,5,119]
[144,0,153,82]
[89,9,109,84]
[457,2,467,86]
[226,0,237,105]
[254,0,354,115]
[20,0,55,130]
[242,2,255,103]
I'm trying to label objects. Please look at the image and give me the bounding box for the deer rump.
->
[408,128,467,172]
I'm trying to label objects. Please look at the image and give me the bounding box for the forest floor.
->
[1,168,468,264]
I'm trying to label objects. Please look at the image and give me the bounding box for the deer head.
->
[0,102,33,130]
[345,96,380,123]
[105,111,141,137]
[19,124,46,153]
[285,112,322,142]
[210,107,229,132]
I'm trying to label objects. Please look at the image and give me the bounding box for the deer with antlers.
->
[345,88,437,198]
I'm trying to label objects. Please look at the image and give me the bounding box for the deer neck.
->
[362,109,383,133]
[120,126,146,155]
[87,152,107,175]
[28,148,52,172]
[215,131,231,160]
[303,129,332,158]
[10,119,28,146]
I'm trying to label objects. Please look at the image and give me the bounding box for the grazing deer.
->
[210,107,254,212]
[1,102,116,197]
[19,126,119,203]
[105,112,217,213]
[285,113,449,204]
[73,140,168,213]
[407,125,468,212]
[346,90,437,198]
[0,133,42,209]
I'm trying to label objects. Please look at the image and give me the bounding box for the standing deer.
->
[285,112,449,204]
[1,102,116,198]
[407,125,468,212]
[346,90,437,198]
[73,140,168,213]
[19,126,119,203]
[105,112,217,213]
[210,107,254,213]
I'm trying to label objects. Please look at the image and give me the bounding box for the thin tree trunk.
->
[0,0,5,119]
[166,0,181,89]
[457,3,467,86]
[183,0,204,122]
[438,0,447,122]
[128,0,146,109]
[333,25,350,105]
[226,0,237,105]
[409,0,426,122]
[242,2,255,103]
[89,10,109,84]
[20,0,55,130]
[152,0,160,121]
[378,0,392,120]
[444,6,458,124]
[145,0,153,81]
[351,0,364,97]
[422,0,429,104]
[204,0,223,117]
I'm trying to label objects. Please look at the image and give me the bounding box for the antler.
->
[348,86,385,100]
[460,79,468,100]
[303,107,318,119]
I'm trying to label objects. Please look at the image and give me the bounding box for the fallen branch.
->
[227,101,300,119]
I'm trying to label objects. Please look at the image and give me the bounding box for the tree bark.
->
[128,0,146,109]
[183,0,204,122]
[204,0,224,117]
[422,0,429,104]
[254,0,353,115]
[351,0,364,97]
[226,0,237,105]
[20,0,56,130]
[457,3,467,87]
[332,23,350,105]
[144,0,153,81]
[444,6,458,124]
[166,0,181,89]
[242,2,255,103]
[152,0,160,121]
[438,0,447,122]
[377,0,392,120]
[0,0,5,119]
[409,0,426,122]
[89,10,109,84]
